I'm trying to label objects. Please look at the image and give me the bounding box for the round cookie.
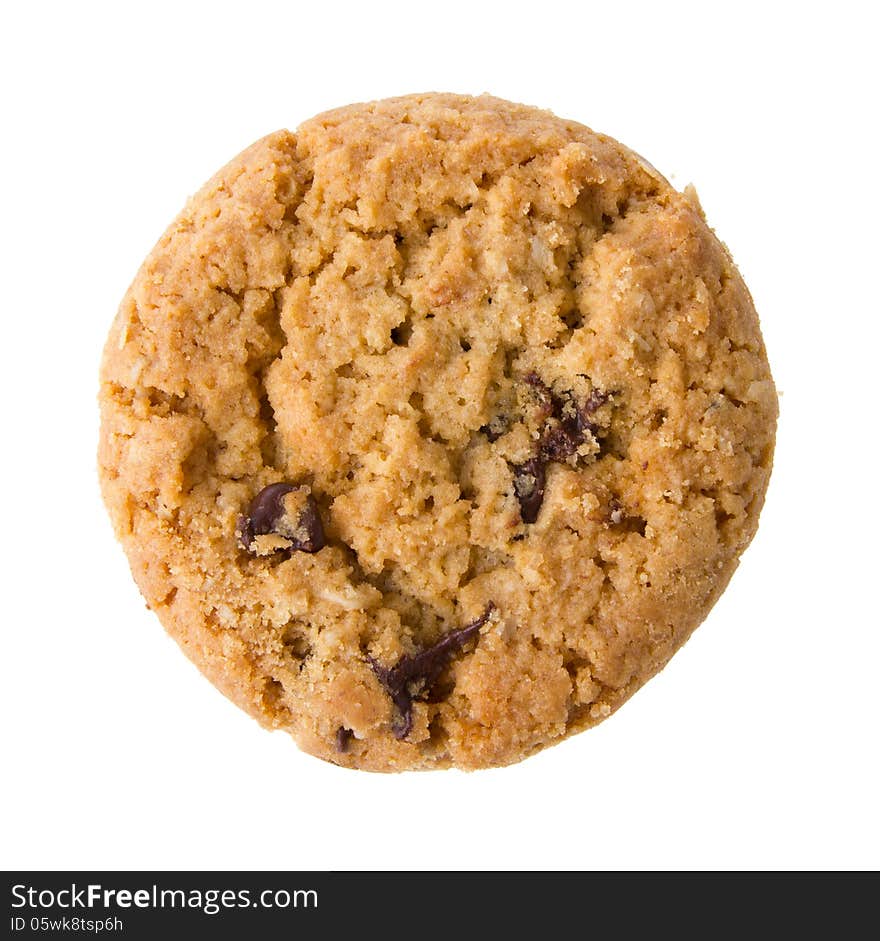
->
[98,93,777,771]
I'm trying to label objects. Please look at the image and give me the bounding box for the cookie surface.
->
[98,93,777,771]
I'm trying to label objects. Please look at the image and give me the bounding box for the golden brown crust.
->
[98,93,777,771]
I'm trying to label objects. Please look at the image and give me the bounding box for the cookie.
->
[98,93,777,771]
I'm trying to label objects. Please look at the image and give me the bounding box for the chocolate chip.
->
[336,726,354,753]
[574,388,610,435]
[523,371,556,419]
[237,482,326,554]
[244,482,295,536]
[540,388,602,461]
[368,604,494,740]
[287,495,326,553]
[582,387,611,416]
[540,410,584,462]
[510,375,611,524]
[512,457,546,524]
[236,515,256,551]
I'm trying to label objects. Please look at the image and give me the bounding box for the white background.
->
[2,0,877,872]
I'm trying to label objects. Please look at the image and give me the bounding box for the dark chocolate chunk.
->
[575,388,610,436]
[512,457,547,524]
[235,514,255,551]
[537,387,606,462]
[511,375,612,523]
[247,482,296,536]
[482,377,609,461]
[237,482,326,554]
[529,375,610,448]
[286,495,326,553]
[521,374,590,461]
[367,604,494,740]
[366,658,416,740]
[523,371,556,419]
[582,387,611,416]
[539,405,584,461]
[336,726,354,753]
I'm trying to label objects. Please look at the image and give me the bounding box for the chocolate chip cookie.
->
[98,93,777,771]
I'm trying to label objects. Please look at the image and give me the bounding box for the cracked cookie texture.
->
[98,93,777,771]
